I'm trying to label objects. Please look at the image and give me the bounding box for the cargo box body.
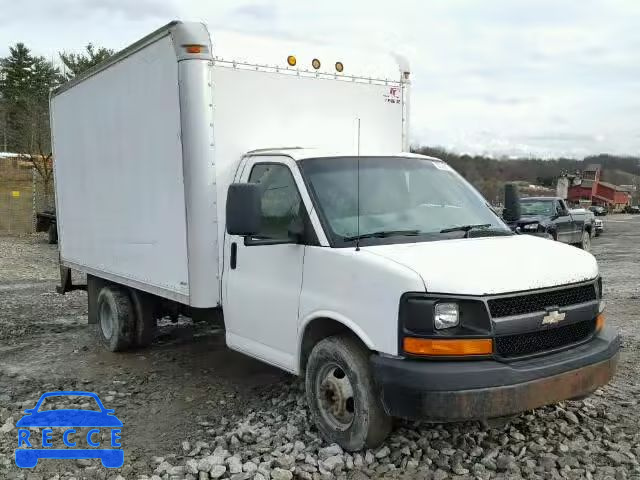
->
[51,21,408,308]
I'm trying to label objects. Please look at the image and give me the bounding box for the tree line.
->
[0,43,114,190]
[413,146,640,204]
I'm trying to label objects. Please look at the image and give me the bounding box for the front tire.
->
[96,285,134,352]
[305,334,392,451]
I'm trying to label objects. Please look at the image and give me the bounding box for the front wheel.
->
[305,334,392,451]
[578,230,591,251]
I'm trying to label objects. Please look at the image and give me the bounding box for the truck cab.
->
[222,150,619,450]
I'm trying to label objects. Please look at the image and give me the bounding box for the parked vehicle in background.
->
[507,197,592,250]
[49,21,619,450]
[589,205,608,216]
[35,209,58,244]
[570,208,596,238]
[594,218,604,236]
[623,205,640,214]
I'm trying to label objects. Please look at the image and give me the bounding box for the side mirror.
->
[226,183,262,236]
[503,183,521,222]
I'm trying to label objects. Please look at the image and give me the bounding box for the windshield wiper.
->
[440,224,492,237]
[343,229,421,242]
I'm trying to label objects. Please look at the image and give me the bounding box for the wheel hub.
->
[99,301,114,339]
[317,365,355,430]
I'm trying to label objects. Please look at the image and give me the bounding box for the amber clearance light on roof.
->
[183,44,207,54]
[287,55,297,66]
[403,337,493,356]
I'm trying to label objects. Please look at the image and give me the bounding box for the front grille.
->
[488,284,596,318]
[495,318,596,358]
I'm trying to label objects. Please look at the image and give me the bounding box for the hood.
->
[516,215,548,225]
[364,235,597,296]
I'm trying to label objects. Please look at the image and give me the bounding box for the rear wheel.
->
[96,285,134,352]
[579,230,591,251]
[305,334,392,451]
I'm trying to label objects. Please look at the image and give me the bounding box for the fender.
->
[297,310,377,374]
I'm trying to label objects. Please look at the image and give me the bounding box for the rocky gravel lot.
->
[1,216,639,480]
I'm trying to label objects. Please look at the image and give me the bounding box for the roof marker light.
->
[311,58,321,70]
[335,62,344,73]
[183,44,206,54]
[287,55,297,66]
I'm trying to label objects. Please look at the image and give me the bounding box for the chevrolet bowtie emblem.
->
[542,310,566,325]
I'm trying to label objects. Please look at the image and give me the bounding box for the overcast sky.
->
[1,0,639,158]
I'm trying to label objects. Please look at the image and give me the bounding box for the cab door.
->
[554,199,574,242]
[222,156,308,371]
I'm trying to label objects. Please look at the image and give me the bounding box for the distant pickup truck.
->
[35,209,58,244]
[509,197,593,250]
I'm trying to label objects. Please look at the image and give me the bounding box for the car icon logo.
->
[15,391,123,468]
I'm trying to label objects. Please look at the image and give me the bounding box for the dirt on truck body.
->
[1,215,639,479]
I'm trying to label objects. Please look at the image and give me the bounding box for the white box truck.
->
[51,21,619,450]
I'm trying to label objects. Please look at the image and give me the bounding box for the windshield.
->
[299,156,509,246]
[520,200,554,216]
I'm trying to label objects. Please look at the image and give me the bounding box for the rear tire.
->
[130,289,156,348]
[305,334,392,451]
[96,285,134,352]
[578,230,591,251]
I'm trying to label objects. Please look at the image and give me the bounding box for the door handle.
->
[230,242,237,269]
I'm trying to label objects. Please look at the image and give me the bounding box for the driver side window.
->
[248,163,302,242]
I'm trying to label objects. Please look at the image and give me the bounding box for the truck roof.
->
[245,147,443,162]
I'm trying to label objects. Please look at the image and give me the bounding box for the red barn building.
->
[568,164,631,211]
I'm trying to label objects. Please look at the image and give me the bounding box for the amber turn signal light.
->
[596,313,605,331]
[403,337,493,356]
[184,45,204,54]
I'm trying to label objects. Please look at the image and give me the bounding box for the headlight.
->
[434,302,459,329]
[523,223,539,231]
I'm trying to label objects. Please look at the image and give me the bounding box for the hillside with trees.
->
[413,146,640,204]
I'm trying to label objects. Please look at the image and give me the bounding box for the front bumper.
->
[371,326,620,421]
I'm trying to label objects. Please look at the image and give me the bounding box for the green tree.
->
[0,43,62,197]
[0,43,35,151]
[59,43,115,80]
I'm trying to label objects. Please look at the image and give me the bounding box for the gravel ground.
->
[0,216,639,480]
